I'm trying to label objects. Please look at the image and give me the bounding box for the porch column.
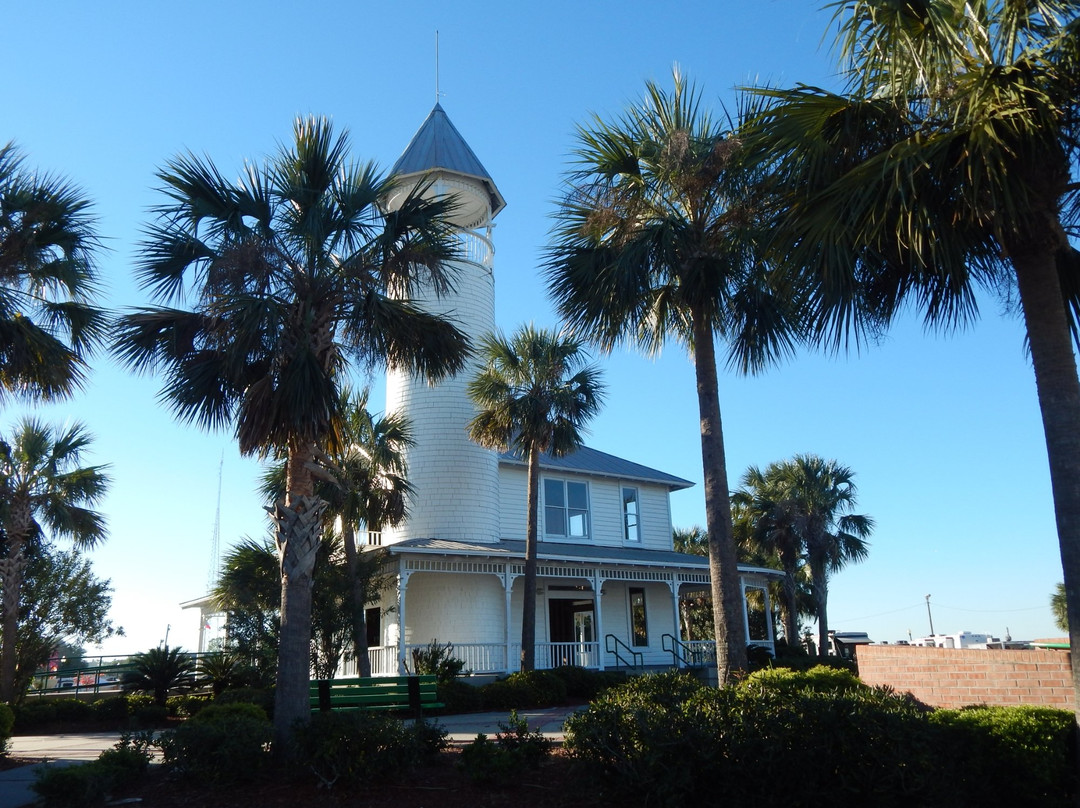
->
[670,574,681,643]
[396,571,411,674]
[593,566,605,671]
[504,562,513,675]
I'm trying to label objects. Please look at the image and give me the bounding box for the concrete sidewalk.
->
[1,733,124,808]
[0,706,581,808]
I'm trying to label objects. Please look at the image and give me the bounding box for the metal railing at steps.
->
[662,633,706,668]
[604,634,643,672]
[661,634,717,668]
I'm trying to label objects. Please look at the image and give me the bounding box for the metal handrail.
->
[661,634,716,668]
[662,633,690,668]
[604,634,643,671]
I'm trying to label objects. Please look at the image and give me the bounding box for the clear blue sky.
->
[3,0,1066,656]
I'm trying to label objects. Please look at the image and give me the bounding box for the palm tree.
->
[261,387,406,677]
[732,465,805,646]
[213,536,283,683]
[545,72,803,682]
[467,325,604,671]
[114,117,470,749]
[1052,583,1068,634]
[747,0,1080,705]
[766,455,872,655]
[0,419,109,702]
[127,646,198,707]
[0,143,106,404]
[324,389,409,676]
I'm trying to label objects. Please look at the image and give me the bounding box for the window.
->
[622,486,640,542]
[544,478,589,539]
[629,587,648,646]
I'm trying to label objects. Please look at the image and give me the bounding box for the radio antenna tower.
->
[207,451,224,591]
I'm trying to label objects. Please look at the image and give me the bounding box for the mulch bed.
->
[118,747,602,808]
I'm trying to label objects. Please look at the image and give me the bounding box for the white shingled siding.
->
[498,463,676,550]
[383,218,501,545]
[498,465,528,540]
[402,573,506,646]
[601,580,680,667]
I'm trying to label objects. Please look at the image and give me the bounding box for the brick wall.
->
[857,644,1074,710]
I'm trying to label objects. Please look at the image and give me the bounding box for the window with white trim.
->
[622,486,640,542]
[544,478,590,539]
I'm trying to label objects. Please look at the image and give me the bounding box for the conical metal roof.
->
[391,103,505,217]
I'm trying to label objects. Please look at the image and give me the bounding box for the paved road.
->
[0,706,580,808]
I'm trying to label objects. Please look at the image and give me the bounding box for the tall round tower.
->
[381,104,505,544]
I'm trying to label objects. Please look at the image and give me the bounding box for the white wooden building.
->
[350,103,780,676]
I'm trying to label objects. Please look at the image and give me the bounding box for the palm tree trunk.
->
[781,571,799,646]
[271,441,326,756]
[1010,237,1080,749]
[813,564,829,657]
[340,522,372,677]
[692,310,749,683]
[0,545,26,704]
[521,448,540,671]
[0,496,33,704]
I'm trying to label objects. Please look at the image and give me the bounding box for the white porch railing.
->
[682,640,717,667]
[357,642,602,676]
[403,642,507,675]
[537,641,600,670]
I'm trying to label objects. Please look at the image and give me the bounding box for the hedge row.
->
[564,668,1076,808]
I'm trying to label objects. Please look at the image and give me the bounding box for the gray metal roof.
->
[382,537,781,579]
[391,103,505,216]
[498,445,694,491]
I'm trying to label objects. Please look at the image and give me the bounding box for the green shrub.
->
[548,665,626,699]
[293,711,440,788]
[131,704,168,727]
[13,701,56,731]
[408,639,467,685]
[124,694,153,712]
[437,678,486,713]
[930,705,1076,807]
[32,733,153,807]
[0,702,14,750]
[737,664,866,698]
[566,676,937,807]
[779,653,856,673]
[91,696,131,722]
[480,670,567,709]
[155,709,272,784]
[166,694,211,718]
[214,686,275,718]
[52,698,93,723]
[190,702,268,724]
[459,710,552,784]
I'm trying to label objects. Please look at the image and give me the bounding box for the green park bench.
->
[309,674,443,719]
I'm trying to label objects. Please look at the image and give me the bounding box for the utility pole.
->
[925,594,935,636]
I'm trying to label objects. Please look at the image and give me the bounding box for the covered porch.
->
[347,538,780,677]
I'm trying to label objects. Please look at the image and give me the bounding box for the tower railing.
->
[453,229,493,268]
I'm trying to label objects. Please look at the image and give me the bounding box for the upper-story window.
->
[544,478,589,539]
[622,486,640,542]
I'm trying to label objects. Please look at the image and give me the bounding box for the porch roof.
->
[381,537,782,578]
[498,445,694,491]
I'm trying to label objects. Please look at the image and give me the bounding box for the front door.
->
[548,598,595,667]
